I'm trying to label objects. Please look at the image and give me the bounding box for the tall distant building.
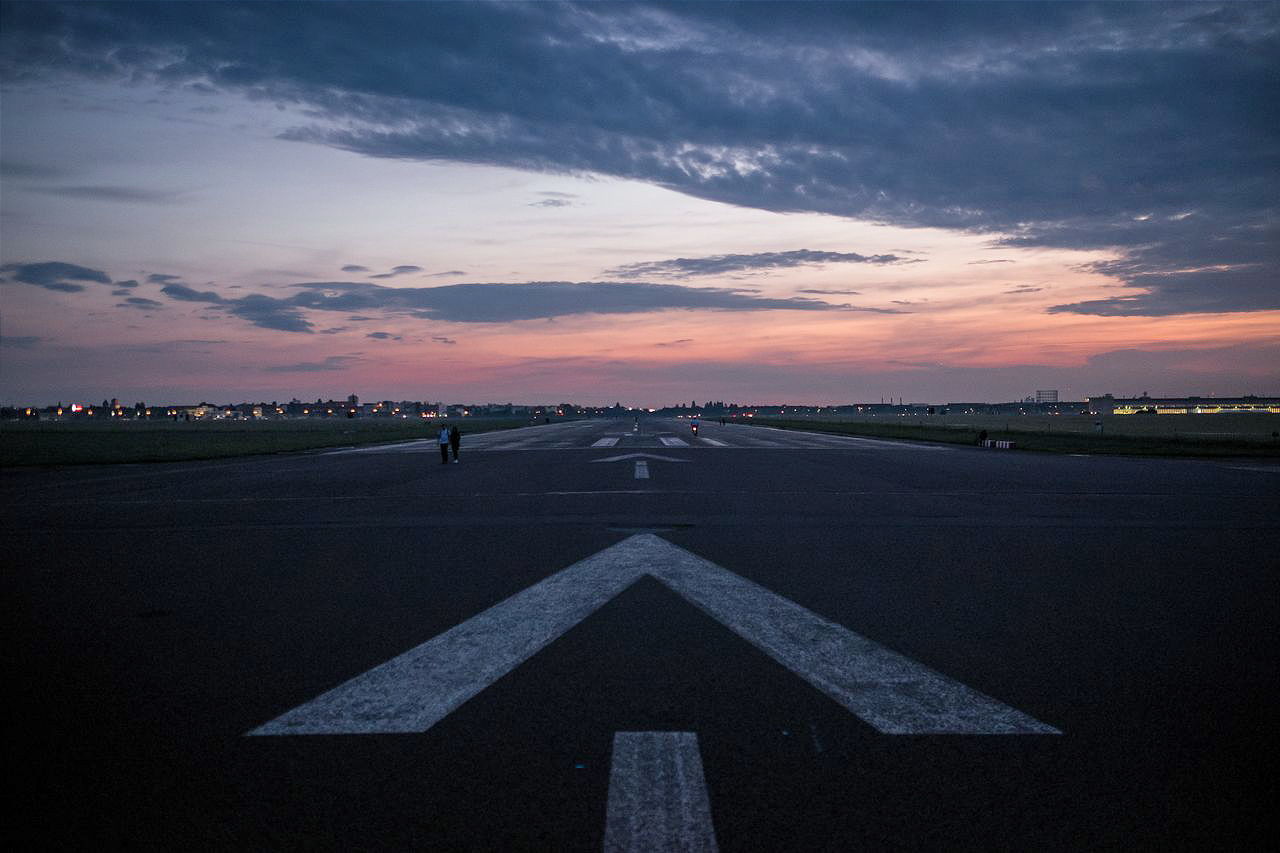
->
[1036,389,1058,403]
[348,393,359,405]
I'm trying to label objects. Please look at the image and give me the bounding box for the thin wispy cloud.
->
[604,250,916,279]
[160,283,223,303]
[369,265,423,279]
[32,185,184,204]
[118,296,163,310]
[263,355,359,372]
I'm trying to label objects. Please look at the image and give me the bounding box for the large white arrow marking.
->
[591,453,688,463]
[249,534,1058,736]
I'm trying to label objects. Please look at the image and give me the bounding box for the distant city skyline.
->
[3,2,1277,406]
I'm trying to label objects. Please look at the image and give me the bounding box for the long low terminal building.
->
[1087,395,1280,415]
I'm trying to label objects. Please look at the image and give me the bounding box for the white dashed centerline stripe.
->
[634,461,650,479]
[593,437,621,447]
[605,732,718,853]
[700,437,728,447]
[249,534,1057,736]
[659,437,689,447]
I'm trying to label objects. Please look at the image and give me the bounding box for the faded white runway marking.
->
[659,437,690,447]
[745,426,949,450]
[249,534,1057,736]
[592,453,687,463]
[593,437,621,447]
[634,461,650,479]
[605,732,717,853]
[700,437,728,447]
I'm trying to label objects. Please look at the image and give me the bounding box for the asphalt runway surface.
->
[7,417,1279,850]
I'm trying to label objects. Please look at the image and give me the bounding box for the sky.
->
[1,1,1277,407]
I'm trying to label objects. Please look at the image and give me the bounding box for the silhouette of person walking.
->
[438,424,451,464]
[449,425,461,463]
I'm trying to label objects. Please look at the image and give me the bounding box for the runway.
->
[6,418,1278,849]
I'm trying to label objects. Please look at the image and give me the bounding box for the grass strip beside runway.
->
[748,417,1280,457]
[0,418,533,467]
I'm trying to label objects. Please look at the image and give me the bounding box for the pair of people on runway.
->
[438,424,461,463]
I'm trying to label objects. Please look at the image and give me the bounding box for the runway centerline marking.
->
[700,437,728,447]
[605,732,717,853]
[249,534,1058,736]
[634,461,650,479]
[659,436,690,447]
[593,437,621,447]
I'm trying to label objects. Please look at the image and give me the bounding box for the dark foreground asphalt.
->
[7,418,1279,850]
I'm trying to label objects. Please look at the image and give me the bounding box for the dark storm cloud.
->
[1,261,111,292]
[341,264,370,273]
[366,331,402,340]
[33,184,183,204]
[369,265,423,279]
[604,250,914,279]
[114,279,139,288]
[6,1,1275,314]
[147,273,183,284]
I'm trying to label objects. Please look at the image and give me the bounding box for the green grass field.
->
[747,413,1280,457]
[0,418,536,467]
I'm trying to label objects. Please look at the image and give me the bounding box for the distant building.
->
[1088,394,1279,415]
[1036,389,1058,403]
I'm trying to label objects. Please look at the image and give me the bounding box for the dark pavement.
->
[7,418,1279,850]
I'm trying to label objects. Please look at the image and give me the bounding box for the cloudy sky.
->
[2,1,1277,406]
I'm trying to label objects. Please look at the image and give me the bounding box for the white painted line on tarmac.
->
[248,540,650,735]
[593,437,621,447]
[323,440,432,455]
[249,534,1056,736]
[660,437,690,447]
[605,732,718,853]
[634,461,650,479]
[747,426,948,450]
[648,537,1058,734]
[1227,465,1280,473]
[700,437,728,447]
